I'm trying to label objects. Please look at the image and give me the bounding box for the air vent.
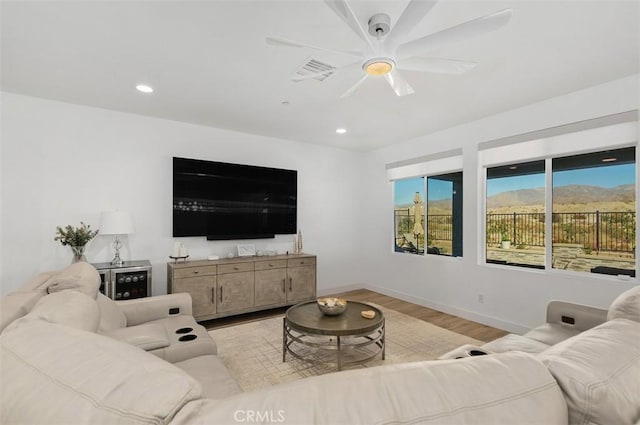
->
[294,58,336,82]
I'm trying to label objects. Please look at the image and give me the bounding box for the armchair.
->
[98,292,217,363]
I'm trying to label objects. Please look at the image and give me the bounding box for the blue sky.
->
[394,177,453,205]
[487,163,635,196]
[395,163,635,204]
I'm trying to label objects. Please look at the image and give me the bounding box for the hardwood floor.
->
[204,289,508,343]
[331,289,508,342]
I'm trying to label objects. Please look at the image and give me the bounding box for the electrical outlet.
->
[478,294,485,304]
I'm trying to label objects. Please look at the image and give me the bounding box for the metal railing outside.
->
[395,210,636,253]
[486,211,635,253]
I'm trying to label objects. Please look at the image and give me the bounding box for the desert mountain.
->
[397,184,635,210]
[487,184,635,208]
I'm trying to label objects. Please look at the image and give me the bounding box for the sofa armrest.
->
[116,293,193,326]
[546,301,608,332]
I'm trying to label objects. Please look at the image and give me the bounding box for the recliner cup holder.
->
[178,334,197,342]
[467,349,488,356]
[176,327,193,334]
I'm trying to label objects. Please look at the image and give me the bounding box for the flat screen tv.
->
[173,157,297,240]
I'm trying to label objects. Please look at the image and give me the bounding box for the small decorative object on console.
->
[361,310,376,319]
[317,297,347,316]
[237,244,256,257]
[170,242,189,262]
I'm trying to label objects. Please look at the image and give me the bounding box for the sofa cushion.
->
[174,355,241,399]
[45,262,101,298]
[524,322,582,346]
[538,318,640,425]
[0,291,43,333]
[481,333,551,354]
[96,292,127,332]
[607,285,640,322]
[9,290,100,333]
[1,319,202,425]
[172,351,567,425]
[106,323,170,351]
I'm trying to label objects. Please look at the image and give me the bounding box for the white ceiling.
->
[2,1,638,152]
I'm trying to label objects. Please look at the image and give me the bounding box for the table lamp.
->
[99,210,135,266]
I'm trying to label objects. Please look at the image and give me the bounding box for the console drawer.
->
[173,265,217,279]
[255,259,288,271]
[288,257,316,268]
[218,262,254,274]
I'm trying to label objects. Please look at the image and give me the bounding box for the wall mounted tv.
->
[173,157,297,240]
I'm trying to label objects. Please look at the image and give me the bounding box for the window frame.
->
[388,151,464,259]
[478,115,638,278]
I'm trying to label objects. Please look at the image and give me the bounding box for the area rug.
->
[209,306,482,391]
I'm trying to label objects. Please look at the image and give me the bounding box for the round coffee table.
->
[283,300,385,371]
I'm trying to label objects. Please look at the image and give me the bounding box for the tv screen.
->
[173,157,297,240]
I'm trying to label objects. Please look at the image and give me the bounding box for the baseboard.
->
[363,284,530,335]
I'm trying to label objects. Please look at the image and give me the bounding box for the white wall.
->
[2,75,638,333]
[0,93,365,295]
[359,74,640,333]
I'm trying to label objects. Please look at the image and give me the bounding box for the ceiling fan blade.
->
[384,69,415,97]
[384,0,438,48]
[291,62,361,82]
[324,0,376,53]
[266,37,362,58]
[340,74,368,98]
[397,9,513,59]
[398,57,477,75]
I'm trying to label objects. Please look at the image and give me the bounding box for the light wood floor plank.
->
[204,289,509,342]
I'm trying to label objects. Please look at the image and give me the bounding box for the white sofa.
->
[441,299,611,358]
[0,262,241,399]
[1,263,639,424]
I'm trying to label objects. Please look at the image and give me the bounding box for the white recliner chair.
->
[441,285,639,359]
[1,262,217,363]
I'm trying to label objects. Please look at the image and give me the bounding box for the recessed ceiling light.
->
[136,84,154,93]
[601,157,617,163]
[336,128,347,134]
[508,166,518,170]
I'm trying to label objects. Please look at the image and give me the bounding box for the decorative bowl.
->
[317,298,347,316]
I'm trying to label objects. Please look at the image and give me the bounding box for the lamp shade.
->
[99,211,135,235]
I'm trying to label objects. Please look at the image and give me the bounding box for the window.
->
[427,172,463,257]
[393,171,464,257]
[552,147,635,275]
[485,147,636,276]
[486,161,546,268]
[394,177,425,255]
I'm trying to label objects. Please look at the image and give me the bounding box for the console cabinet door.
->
[287,266,316,303]
[255,268,287,307]
[217,271,254,313]
[173,276,217,318]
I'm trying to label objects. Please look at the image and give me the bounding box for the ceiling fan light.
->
[363,58,395,76]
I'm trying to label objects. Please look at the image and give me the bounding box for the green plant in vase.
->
[54,222,99,263]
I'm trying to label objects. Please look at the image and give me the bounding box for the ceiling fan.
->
[266,0,512,97]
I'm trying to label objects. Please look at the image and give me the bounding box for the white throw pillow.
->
[45,262,101,299]
[8,290,100,333]
[607,285,640,322]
